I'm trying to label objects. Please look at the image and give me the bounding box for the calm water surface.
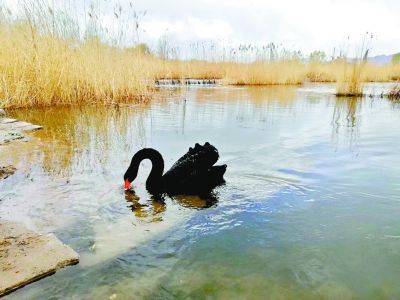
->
[1,84,400,299]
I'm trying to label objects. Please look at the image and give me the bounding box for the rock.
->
[9,121,32,128]
[21,124,43,131]
[0,109,5,117]
[0,118,17,124]
[0,131,25,145]
[0,116,42,145]
[0,222,79,296]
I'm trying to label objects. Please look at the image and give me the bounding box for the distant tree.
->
[309,50,327,63]
[124,43,152,57]
[127,43,151,56]
[393,53,400,64]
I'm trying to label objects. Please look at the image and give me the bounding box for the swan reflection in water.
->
[124,190,219,223]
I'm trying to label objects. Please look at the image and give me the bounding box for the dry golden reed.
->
[0,23,151,108]
[0,2,400,108]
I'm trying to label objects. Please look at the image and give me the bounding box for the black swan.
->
[124,142,227,195]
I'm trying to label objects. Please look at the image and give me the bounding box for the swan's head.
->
[124,178,132,191]
[123,167,137,191]
[124,148,164,192]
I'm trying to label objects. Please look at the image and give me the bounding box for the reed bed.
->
[0,1,400,108]
[224,60,306,85]
[0,24,151,108]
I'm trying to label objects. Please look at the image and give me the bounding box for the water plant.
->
[387,85,400,101]
[335,34,372,97]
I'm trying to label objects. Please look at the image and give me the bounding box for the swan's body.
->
[124,142,227,195]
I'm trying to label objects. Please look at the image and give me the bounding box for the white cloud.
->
[187,17,233,40]
[132,0,400,55]
[141,18,232,41]
[141,20,185,39]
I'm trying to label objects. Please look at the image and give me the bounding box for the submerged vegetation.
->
[0,1,400,108]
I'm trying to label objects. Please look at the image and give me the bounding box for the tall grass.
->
[335,35,371,96]
[224,60,306,85]
[0,0,151,108]
[1,1,400,108]
[0,23,151,107]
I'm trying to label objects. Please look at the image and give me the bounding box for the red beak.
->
[124,179,132,191]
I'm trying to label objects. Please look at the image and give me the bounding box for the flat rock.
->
[21,124,43,131]
[0,115,42,145]
[0,221,79,296]
[0,118,17,124]
[0,131,25,144]
[9,121,32,128]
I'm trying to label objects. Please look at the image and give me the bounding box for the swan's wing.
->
[166,164,227,194]
[163,142,219,181]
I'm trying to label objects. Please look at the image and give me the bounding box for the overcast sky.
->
[4,0,400,56]
[132,0,400,56]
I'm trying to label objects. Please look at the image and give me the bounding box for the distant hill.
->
[368,53,400,65]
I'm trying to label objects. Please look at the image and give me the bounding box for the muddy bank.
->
[0,221,79,296]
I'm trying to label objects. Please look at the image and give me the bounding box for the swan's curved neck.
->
[126,148,164,193]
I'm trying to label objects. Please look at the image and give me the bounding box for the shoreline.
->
[0,110,79,296]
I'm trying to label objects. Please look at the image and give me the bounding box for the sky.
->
[136,0,400,56]
[3,0,400,56]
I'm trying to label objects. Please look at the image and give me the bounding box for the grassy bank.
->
[1,3,400,108]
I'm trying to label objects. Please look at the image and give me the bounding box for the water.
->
[1,84,400,299]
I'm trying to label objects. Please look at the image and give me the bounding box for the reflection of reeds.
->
[332,97,361,128]
[331,96,362,151]
[8,105,149,176]
[193,85,297,105]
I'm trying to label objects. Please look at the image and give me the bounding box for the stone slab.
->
[0,221,79,296]
[0,131,25,144]
[0,113,42,145]
[0,118,17,124]
[21,124,43,131]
